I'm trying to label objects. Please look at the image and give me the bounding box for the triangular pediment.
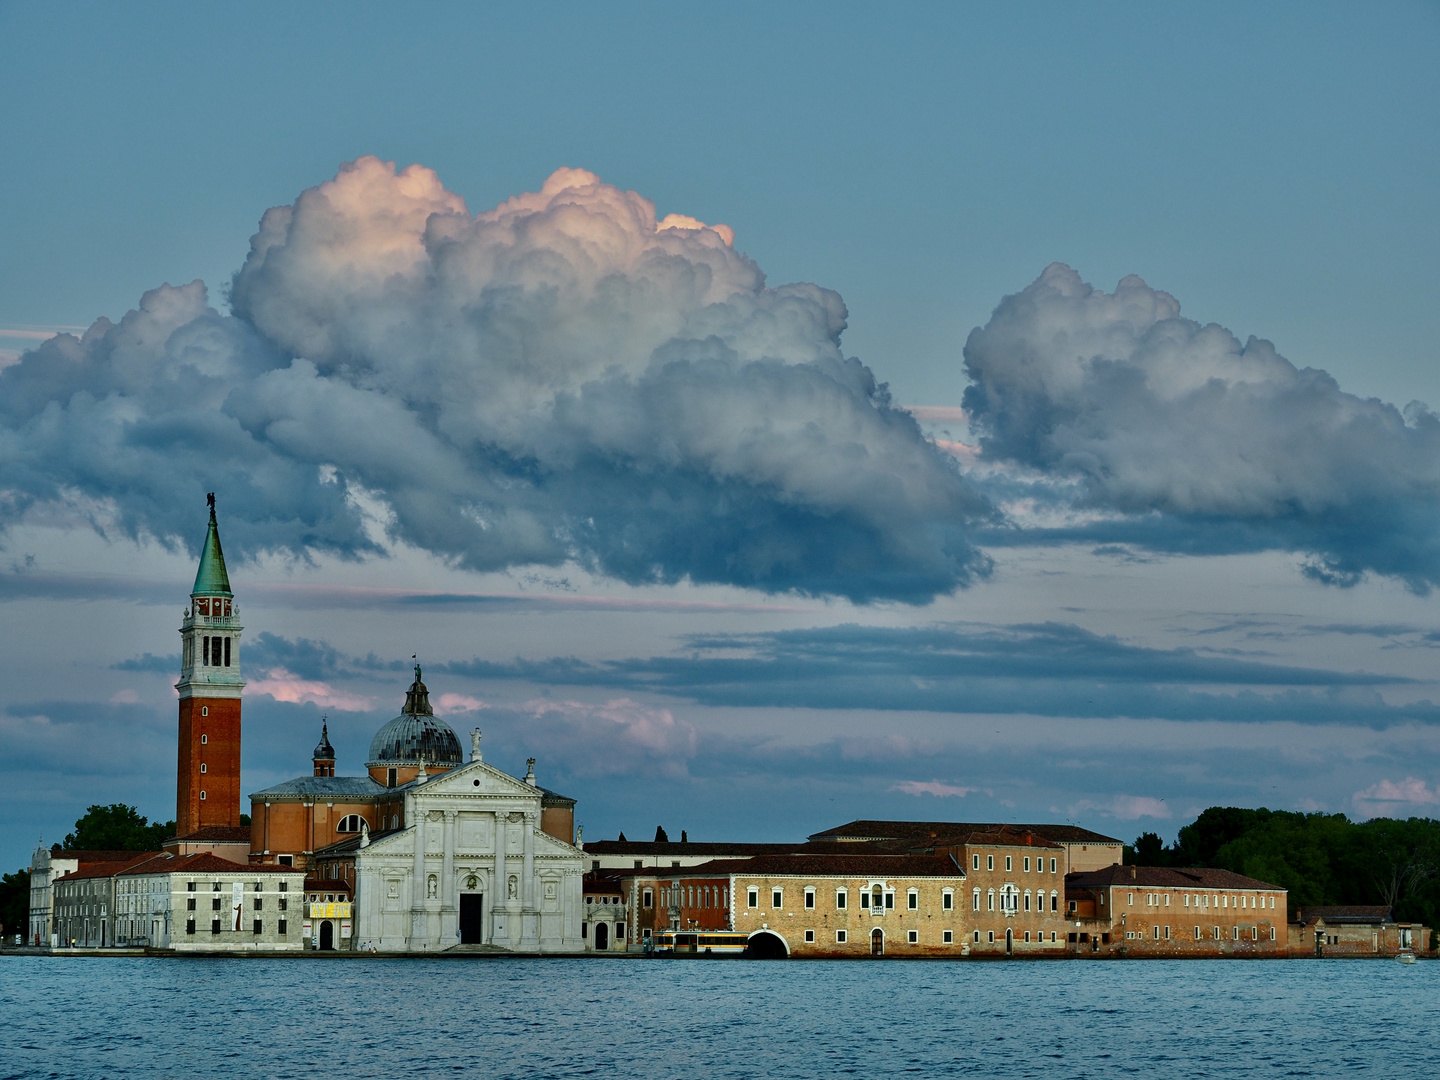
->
[414,759,541,799]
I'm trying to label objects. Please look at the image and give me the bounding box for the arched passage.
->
[1005,928,1013,956]
[871,928,884,956]
[320,921,335,951]
[595,922,609,950]
[746,930,789,959]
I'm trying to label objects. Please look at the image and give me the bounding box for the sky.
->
[2,1,1439,874]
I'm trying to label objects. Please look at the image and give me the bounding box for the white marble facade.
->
[353,756,584,952]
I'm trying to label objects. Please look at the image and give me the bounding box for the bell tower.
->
[175,493,245,837]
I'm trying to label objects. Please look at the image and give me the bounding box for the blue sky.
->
[2,2,1439,872]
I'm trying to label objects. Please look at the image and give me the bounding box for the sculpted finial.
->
[470,728,482,763]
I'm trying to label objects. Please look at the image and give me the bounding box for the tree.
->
[1127,832,1168,866]
[62,804,173,852]
[0,869,28,941]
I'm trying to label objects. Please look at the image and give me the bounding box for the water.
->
[2,956,1436,1079]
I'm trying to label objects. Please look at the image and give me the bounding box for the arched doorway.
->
[1005,928,1013,956]
[319,920,335,951]
[595,922,609,950]
[871,928,885,956]
[746,931,789,959]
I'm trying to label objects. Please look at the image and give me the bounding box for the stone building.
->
[1065,865,1287,956]
[50,854,159,947]
[114,853,303,951]
[28,847,164,947]
[582,874,630,951]
[1292,905,1431,957]
[808,820,1124,873]
[942,829,1070,956]
[728,854,970,957]
[351,736,584,953]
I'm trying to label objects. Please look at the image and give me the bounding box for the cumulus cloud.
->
[1353,776,1440,815]
[0,158,989,602]
[964,263,1440,590]
[893,779,981,799]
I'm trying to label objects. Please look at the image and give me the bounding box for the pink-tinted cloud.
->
[247,667,374,712]
[893,779,981,799]
[1354,777,1440,812]
[434,692,486,715]
[1072,794,1171,820]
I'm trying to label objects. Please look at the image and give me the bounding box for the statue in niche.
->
[508,875,518,900]
[427,875,438,899]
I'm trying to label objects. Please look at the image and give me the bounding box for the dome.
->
[367,665,464,767]
[312,721,334,761]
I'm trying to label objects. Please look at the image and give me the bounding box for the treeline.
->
[1127,807,1440,930]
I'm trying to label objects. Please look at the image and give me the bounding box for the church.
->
[176,495,585,952]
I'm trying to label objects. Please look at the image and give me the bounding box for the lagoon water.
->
[2,956,1437,1079]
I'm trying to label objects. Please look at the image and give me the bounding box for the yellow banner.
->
[309,902,353,918]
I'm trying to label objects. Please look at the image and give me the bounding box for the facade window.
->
[943,930,953,944]
[1128,892,1134,906]
[972,854,979,870]
[772,889,783,909]
[1051,891,1058,912]
[836,889,847,909]
[337,815,363,833]
[988,931,995,943]
[278,919,287,935]
[907,889,918,910]
[804,888,815,909]
[987,889,995,912]
[278,898,287,911]
[253,899,262,911]
[224,637,231,666]
[804,930,815,943]
[973,930,981,942]
[835,930,847,943]
[200,764,207,774]
[747,888,759,908]
[253,920,263,935]
[972,888,980,911]
[1050,858,1057,873]
[1005,856,1012,871]
[987,855,993,871]
[884,890,894,910]
[860,891,869,910]
[187,898,196,911]
[203,636,210,665]
[1024,891,1031,912]
[387,768,397,788]
[1024,931,1030,942]
[211,919,221,934]
[1024,857,1030,872]
[212,897,221,911]
[200,790,206,801]
[907,930,919,944]
[186,919,195,935]
[643,889,653,908]
[278,855,292,867]
[942,889,953,911]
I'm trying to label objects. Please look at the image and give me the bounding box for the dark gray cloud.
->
[0,158,990,603]
[963,263,1440,591]
[446,621,1437,727]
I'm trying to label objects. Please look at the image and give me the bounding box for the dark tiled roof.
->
[171,825,252,842]
[313,829,404,855]
[249,775,394,799]
[1066,865,1283,891]
[809,820,1122,845]
[585,841,805,857]
[56,853,163,880]
[539,787,576,808]
[1296,905,1392,924]
[50,849,159,864]
[121,852,294,876]
[727,854,968,878]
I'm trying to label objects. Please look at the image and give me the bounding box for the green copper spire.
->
[192,492,233,597]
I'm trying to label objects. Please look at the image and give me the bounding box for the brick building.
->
[1065,865,1287,956]
[1292,905,1431,957]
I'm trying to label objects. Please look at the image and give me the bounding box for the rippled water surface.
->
[3,956,1437,1079]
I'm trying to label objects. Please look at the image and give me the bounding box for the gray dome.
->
[366,665,464,767]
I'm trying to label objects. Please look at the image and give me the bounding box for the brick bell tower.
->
[174,493,246,842]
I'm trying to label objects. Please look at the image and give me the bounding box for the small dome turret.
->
[367,665,463,770]
[312,719,336,777]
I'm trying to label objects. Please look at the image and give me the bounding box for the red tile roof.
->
[56,853,162,880]
[809,819,1122,845]
[1066,865,1283,891]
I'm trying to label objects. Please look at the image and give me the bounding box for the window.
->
[1024,891,1031,912]
[972,888,980,911]
[942,889,953,911]
[987,931,995,943]
[772,889,783,909]
[860,891,870,909]
[907,889,918,910]
[387,768,397,788]
[1024,857,1030,872]
[987,889,995,912]
[836,888,847,909]
[836,930,847,943]
[187,898,196,911]
[747,888,759,908]
[186,919,195,935]
[987,855,994,871]
[1024,931,1031,942]
[804,888,815,909]
[337,815,364,833]
[643,889,653,908]
[1050,859,1057,873]
[278,855,292,867]
[278,919,287,935]
[1164,925,1171,940]
[972,854,979,870]
[212,897,222,911]
[907,930,918,944]
[224,637,231,666]
[1005,856,1012,871]
[1184,894,1190,908]
[203,636,210,665]
[804,930,815,943]
[884,891,894,909]
[1153,926,1160,940]
[1128,892,1134,906]
[253,920,263,935]
[188,882,196,892]
[1164,895,1170,907]
[211,919,221,934]
[1269,927,1276,941]
[200,763,207,774]
[278,898,287,911]
[200,790,206,801]
[973,930,981,943]
[943,930,953,944]
[253,898,262,911]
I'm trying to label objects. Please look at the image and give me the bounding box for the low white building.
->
[353,744,585,952]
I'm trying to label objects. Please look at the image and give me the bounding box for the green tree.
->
[0,868,28,941]
[62,804,173,851]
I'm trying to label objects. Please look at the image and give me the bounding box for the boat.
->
[1396,951,1416,964]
